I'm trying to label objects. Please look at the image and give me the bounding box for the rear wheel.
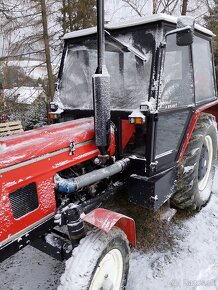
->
[58,227,130,290]
[171,113,217,210]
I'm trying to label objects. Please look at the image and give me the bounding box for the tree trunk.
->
[1,63,7,110]
[62,0,67,34]
[153,0,157,14]
[40,0,54,101]
[181,0,188,15]
[67,0,73,31]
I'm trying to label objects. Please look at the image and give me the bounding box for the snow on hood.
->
[0,117,95,169]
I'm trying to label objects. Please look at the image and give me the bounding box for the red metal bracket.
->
[82,208,136,246]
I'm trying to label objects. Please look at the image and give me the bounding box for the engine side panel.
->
[0,140,100,246]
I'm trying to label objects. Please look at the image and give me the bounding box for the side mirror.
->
[164,16,195,46]
[176,16,195,46]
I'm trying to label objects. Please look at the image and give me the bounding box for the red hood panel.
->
[0,118,94,169]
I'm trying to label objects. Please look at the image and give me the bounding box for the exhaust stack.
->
[93,0,111,157]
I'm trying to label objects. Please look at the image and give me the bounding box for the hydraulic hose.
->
[55,158,130,194]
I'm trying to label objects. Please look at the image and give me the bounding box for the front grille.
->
[10,183,39,219]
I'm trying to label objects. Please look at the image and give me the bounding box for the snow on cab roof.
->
[63,13,214,40]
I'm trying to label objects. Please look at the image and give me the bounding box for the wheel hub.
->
[198,135,213,192]
[198,143,209,181]
[89,249,123,290]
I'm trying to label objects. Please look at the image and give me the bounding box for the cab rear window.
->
[192,36,216,102]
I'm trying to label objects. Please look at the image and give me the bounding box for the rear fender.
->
[82,208,136,246]
[179,100,218,162]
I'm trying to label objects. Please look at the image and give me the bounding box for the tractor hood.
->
[0,118,95,169]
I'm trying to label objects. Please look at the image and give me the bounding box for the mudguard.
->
[179,100,218,161]
[82,208,136,246]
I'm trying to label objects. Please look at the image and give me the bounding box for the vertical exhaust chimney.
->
[93,0,111,158]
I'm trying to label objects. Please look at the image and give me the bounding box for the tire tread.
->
[171,113,217,210]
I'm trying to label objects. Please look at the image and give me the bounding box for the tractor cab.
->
[50,14,217,210]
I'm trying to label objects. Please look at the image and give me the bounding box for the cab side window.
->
[160,33,194,109]
[192,37,216,102]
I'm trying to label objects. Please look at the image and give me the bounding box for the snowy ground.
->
[1,166,218,290]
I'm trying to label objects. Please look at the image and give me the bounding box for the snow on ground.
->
[7,60,48,80]
[4,86,45,105]
[1,165,218,290]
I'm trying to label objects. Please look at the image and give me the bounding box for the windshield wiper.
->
[105,30,147,61]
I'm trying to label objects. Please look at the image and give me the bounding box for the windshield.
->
[58,35,153,110]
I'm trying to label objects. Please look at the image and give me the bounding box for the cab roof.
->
[63,13,214,40]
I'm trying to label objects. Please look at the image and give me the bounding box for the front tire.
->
[171,113,217,210]
[58,227,130,290]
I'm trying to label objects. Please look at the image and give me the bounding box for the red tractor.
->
[0,1,217,289]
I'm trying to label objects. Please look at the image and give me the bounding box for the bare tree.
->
[67,0,73,31]
[181,0,188,15]
[62,0,67,34]
[152,0,157,14]
[157,0,180,14]
[40,0,55,101]
[122,0,144,16]
[122,0,181,16]
[0,0,62,101]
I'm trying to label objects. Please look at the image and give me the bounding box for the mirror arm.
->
[163,26,191,42]
[165,25,192,38]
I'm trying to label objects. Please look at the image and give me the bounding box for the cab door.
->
[155,33,194,172]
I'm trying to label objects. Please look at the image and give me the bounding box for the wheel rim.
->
[89,249,123,290]
[198,135,213,192]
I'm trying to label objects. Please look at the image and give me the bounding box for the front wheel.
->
[171,113,217,210]
[58,227,130,290]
